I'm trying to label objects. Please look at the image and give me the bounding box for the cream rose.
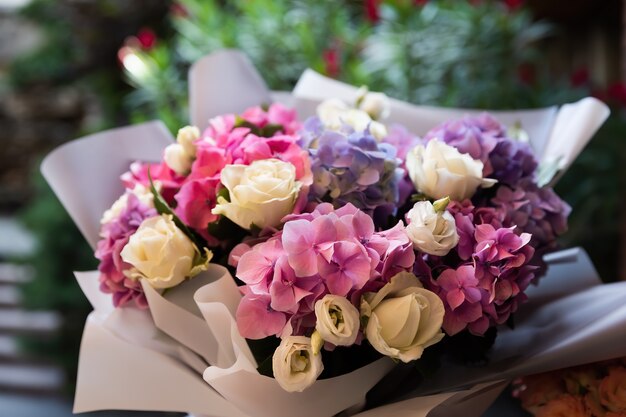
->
[212,159,302,230]
[121,214,208,289]
[405,198,459,256]
[361,272,445,363]
[314,295,360,347]
[272,336,323,392]
[100,184,154,224]
[406,139,496,201]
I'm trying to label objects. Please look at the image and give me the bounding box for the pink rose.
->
[599,367,626,413]
[536,395,587,417]
[517,371,565,412]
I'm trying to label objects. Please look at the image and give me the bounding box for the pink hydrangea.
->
[174,177,221,245]
[165,103,310,243]
[95,193,157,308]
[427,212,536,336]
[121,161,184,204]
[234,203,415,340]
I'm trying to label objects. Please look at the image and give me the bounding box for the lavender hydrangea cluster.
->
[492,179,571,252]
[95,193,156,308]
[415,114,571,336]
[301,117,402,217]
[424,113,537,186]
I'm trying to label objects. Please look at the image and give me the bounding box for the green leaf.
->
[260,123,283,137]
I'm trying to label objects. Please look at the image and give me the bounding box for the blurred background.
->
[0,0,623,416]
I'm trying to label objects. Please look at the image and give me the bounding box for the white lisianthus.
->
[272,336,323,392]
[358,91,390,121]
[314,295,360,347]
[164,143,192,175]
[368,120,388,141]
[316,98,388,140]
[406,198,459,256]
[120,214,210,289]
[406,139,496,201]
[212,159,302,230]
[176,125,200,157]
[361,272,445,363]
[163,125,200,175]
[100,184,154,225]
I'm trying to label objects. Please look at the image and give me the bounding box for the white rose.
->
[406,139,496,201]
[164,143,192,175]
[358,91,390,121]
[176,125,200,157]
[212,159,302,230]
[272,336,323,392]
[121,214,207,289]
[406,199,459,256]
[314,295,360,347]
[100,184,154,224]
[361,272,445,363]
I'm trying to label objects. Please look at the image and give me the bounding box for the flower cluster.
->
[96,192,156,308]
[233,203,416,340]
[234,203,446,391]
[96,103,307,307]
[514,358,626,417]
[405,114,570,336]
[94,91,571,393]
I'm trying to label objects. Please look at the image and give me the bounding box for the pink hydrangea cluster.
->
[424,200,536,336]
[233,203,415,340]
[95,193,156,308]
[121,103,310,244]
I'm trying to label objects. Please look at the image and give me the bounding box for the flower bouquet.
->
[42,50,624,417]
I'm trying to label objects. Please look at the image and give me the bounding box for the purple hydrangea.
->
[426,223,536,336]
[489,140,538,186]
[95,193,156,308]
[491,180,571,250]
[423,113,502,177]
[302,118,403,217]
[424,113,538,186]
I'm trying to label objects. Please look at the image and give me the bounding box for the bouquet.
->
[42,50,623,417]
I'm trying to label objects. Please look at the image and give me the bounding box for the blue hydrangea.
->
[301,117,402,217]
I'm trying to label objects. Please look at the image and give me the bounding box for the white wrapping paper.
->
[42,50,618,417]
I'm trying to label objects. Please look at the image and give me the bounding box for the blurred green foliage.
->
[8,0,168,394]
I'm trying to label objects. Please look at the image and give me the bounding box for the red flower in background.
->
[503,0,524,10]
[570,68,590,87]
[365,0,380,23]
[136,28,157,50]
[323,48,341,78]
[607,82,626,107]
[517,63,535,85]
[414,0,428,6]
